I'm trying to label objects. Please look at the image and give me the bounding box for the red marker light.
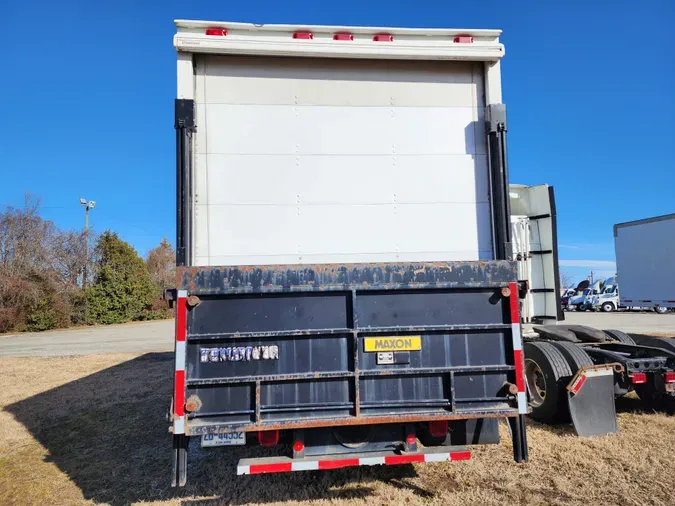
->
[333,33,354,41]
[205,27,227,36]
[630,372,647,384]
[429,421,448,437]
[665,371,675,383]
[258,430,279,447]
[373,34,394,42]
[293,441,305,453]
[293,31,313,39]
[454,35,474,43]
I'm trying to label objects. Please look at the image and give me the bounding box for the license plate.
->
[201,431,246,447]
[364,335,422,352]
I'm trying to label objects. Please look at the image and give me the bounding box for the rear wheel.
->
[654,306,669,314]
[523,342,574,424]
[604,329,636,345]
[550,342,593,371]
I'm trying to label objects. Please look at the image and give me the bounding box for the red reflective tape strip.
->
[176,296,187,342]
[385,454,425,465]
[249,463,293,474]
[450,451,471,461]
[571,374,586,395]
[318,458,360,470]
[509,282,519,323]
[514,349,526,392]
[174,370,185,416]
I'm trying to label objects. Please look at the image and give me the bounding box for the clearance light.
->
[205,27,227,36]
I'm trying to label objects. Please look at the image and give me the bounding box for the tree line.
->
[0,195,175,333]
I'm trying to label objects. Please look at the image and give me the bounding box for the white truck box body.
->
[175,20,505,266]
[614,214,675,308]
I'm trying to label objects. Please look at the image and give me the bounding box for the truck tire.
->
[601,302,615,313]
[576,304,586,312]
[550,342,594,371]
[604,329,636,345]
[523,342,574,424]
[654,306,669,314]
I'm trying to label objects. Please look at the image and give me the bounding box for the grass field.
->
[1,353,674,506]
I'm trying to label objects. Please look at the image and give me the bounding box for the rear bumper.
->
[237,446,471,475]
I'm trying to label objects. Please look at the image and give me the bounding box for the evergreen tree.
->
[86,231,153,324]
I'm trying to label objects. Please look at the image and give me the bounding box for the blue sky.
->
[2,0,674,284]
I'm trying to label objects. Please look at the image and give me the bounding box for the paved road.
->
[563,311,675,334]
[0,320,174,357]
[1,312,674,357]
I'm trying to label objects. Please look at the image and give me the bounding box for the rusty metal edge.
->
[178,260,518,294]
[185,409,517,435]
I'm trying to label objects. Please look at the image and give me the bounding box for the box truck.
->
[169,19,675,486]
[614,214,675,314]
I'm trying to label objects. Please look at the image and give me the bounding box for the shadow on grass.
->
[5,353,422,506]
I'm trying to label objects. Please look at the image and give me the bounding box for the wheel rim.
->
[525,359,547,407]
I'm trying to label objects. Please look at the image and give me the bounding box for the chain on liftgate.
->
[567,364,621,437]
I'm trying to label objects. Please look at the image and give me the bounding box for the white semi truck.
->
[169,19,675,486]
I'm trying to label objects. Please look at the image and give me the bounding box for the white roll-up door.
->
[192,55,492,266]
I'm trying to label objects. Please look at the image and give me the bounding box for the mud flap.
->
[567,365,618,437]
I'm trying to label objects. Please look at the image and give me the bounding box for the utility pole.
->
[79,198,96,289]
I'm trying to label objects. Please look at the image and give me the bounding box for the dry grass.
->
[1,354,674,506]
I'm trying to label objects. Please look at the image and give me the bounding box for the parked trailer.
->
[170,19,528,486]
[510,190,675,436]
[614,214,675,313]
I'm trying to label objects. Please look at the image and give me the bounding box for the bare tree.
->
[146,238,176,296]
[559,271,574,290]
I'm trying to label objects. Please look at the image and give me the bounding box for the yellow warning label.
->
[364,336,422,352]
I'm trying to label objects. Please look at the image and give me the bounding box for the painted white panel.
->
[199,105,479,156]
[202,56,476,107]
[395,203,493,260]
[193,55,491,265]
[203,154,488,206]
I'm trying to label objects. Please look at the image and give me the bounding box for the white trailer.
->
[614,214,675,312]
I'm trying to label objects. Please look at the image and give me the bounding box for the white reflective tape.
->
[359,456,386,466]
[237,465,250,475]
[292,461,320,471]
[173,415,185,435]
[517,392,528,414]
[424,452,450,463]
[177,290,188,298]
[511,323,522,351]
[583,367,614,378]
[175,341,186,371]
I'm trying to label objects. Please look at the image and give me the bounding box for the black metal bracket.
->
[171,434,188,487]
[486,104,512,260]
[175,99,195,267]
[507,414,528,463]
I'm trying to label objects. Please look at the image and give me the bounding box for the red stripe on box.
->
[174,370,185,416]
[514,349,526,392]
[318,458,360,470]
[385,454,425,465]
[450,451,471,461]
[176,296,187,342]
[249,463,293,474]
[509,282,519,323]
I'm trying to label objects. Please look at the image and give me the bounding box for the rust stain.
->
[184,395,202,413]
[188,410,516,435]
